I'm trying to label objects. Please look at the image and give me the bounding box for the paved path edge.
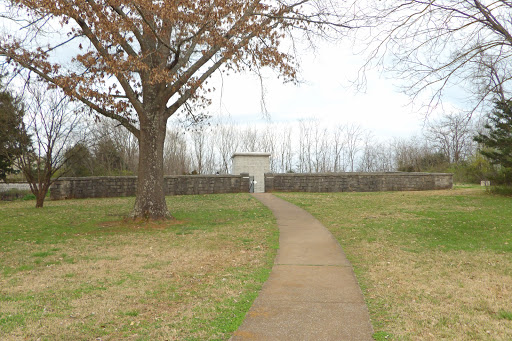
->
[231,193,374,340]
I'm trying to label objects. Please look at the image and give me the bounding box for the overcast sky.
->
[196,39,465,141]
[0,9,465,142]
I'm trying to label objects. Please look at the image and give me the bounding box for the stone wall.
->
[264,172,453,193]
[50,174,250,200]
[50,172,453,200]
[0,183,31,192]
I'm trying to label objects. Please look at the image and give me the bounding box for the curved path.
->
[231,193,373,340]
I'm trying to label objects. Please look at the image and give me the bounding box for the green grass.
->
[279,187,512,254]
[0,194,278,340]
[490,185,512,196]
[498,310,512,321]
[277,187,512,340]
[121,310,140,317]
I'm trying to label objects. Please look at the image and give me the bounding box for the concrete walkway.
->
[231,193,373,341]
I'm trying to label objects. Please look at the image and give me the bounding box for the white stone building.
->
[231,152,271,193]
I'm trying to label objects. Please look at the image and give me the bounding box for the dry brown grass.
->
[278,188,512,340]
[356,245,512,340]
[0,194,278,340]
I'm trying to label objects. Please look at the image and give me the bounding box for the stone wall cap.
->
[265,172,453,176]
[169,174,241,178]
[53,174,244,182]
[232,152,271,158]
[56,176,138,180]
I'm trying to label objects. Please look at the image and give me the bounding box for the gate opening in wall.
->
[231,152,271,193]
[249,176,255,193]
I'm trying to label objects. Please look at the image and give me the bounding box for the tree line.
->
[62,112,492,184]
[2,76,512,209]
[2,1,512,218]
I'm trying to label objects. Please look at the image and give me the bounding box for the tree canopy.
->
[0,0,351,131]
[359,1,512,111]
[0,0,353,218]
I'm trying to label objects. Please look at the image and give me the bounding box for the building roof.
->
[232,152,271,158]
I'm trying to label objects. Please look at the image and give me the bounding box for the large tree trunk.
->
[35,191,45,208]
[28,179,49,208]
[132,114,171,220]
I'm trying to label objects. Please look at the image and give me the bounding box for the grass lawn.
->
[277,186,512,340]
[0,194,278,340]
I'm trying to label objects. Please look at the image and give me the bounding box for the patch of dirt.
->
[93,218,187,234]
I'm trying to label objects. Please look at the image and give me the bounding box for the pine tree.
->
[474,100,512,184]
[0,81,29,181]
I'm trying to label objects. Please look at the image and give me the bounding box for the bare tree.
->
[358,131,377,172]
[274,124,294,173]
[392,136,427,172]
[311,121,330,172]
[261,124,277,170]
[425,112,477,164]
[360,1,512,112]
[376,141,395,172]
[1,0,356,219]
[332,124,347,172]
[215,117,240,174]
[345,124,363,172]
[357,132,395,172]
[297,121,306,173]
[391,135,451,172]
[164,128,190,175]
[239,126,260,153]
[108,121,139,174]
[297,119,316,172]
[89,119,139,175]
[190,128,216,175]
[13,87,83,207]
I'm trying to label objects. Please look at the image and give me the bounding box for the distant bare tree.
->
[14,86,83,207]
[357,132,395,172]
[377,141,395,172]
[215,117,240,174]
[297,120,309,173]
[358,131,377,172]
[164,128,190,175]
[298,119,323,173]
[274,125,294,173]
[90,119,138,175]
[261,125,277,171]
[109,122,139,174]
[332,124,347,172]
[392,136,427,172]
[392,135,450,172]
[239,126,260,153]
[190,128,216,174]
[312,122,330,172]
[425,112,476,164]
[345,124,363,172]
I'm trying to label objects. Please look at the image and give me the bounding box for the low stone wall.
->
[0,183,31,192]
[264,172,453,193]
[50,174,250,200]
[50,172,453,200]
